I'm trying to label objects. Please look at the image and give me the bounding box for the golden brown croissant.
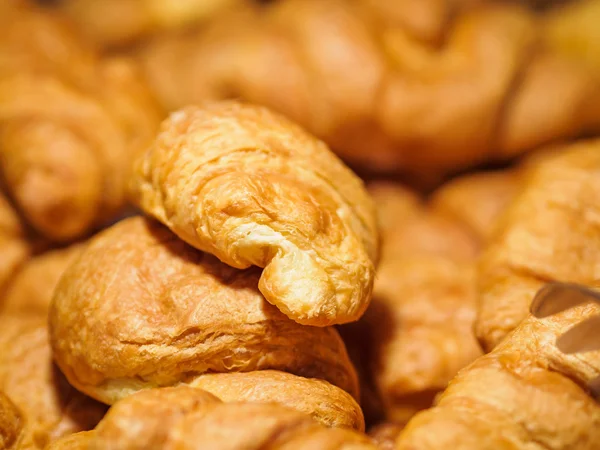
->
[137,0,600,178]
[396,300,600,449]
[129,102,379,326]
[0,5,161,242]
[476,139,600,351]
[0,314,106,449]
[344,172,518,424]
[48,386,377,450]
[49,216,363,430]
[49,0,250,49]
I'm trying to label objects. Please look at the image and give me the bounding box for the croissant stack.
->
[0,2,161,243]
[47,102,382,439]
[47,386,377,450]
[135,0,600,178]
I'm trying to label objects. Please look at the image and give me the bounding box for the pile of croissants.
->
[1,0,600,449]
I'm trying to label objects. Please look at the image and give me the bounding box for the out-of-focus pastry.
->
[0,243,85,316]
[476,139,600,351]
[130,102,379,326]
[542,0,600,73]
[49,216,363,430]
[137,0,600,178]
[0,5,161,242]
[0,314,106,449]
[346,170,518,424]
[0,390,22,450]
[48,386,377,450]
[396,298,600,449]
[0,192,29,295]
[48,0,250,50]
[368,422,404,450]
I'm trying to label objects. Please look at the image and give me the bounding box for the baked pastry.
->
[49,0,249,49]
[129,102,379,326]
[1,243,85,316]
[47,386,377,450]
[49,216,363,430]
[136,0,600,178]
[396,299,600,449]
[342,171,518,424]
[368,422,404,450]
[0,4,161,242]
[0,390,22,450]
[0,192,29,295]
[0,314,106,449]
[476,139,600,351]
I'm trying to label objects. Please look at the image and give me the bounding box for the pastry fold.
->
[130,102,379,326]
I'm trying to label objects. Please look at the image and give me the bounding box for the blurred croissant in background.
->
[131,0,600,180]
[0,1,161,244]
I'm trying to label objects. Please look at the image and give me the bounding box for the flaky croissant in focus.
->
[476,139,600,351]
[129,102,379,326]
[49,216,363,431]
[396,299,600,449]
[48,386,377,450]
[137,0,600,178]
[0,3,161,242]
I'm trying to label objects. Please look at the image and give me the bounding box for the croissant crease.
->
[0,4,161,242]
[47,386,377,450]
[136,0,600,177]
[476,139,600,351]
[129,102,379,326]
[49,216,363,429]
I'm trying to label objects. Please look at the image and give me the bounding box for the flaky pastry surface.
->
[49,216,360,428]
[130,102,379,326]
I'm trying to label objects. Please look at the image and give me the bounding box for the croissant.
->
[476,139,600,351]
[396,300,600,449]
[48,0,250,49]
[355,171,517,424]
[129,102,379,326]
[0,4,161,242]
[136,0,600,178]
[0,314,106,449]
[49,216,363,430]
[48,386,377,450]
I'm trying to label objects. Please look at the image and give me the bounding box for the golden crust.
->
[0,7,161,242]
[1,243,85,316]
[137,0,600,177]
[50,216,359,421]
[188,370,364,431]
[50,386,376,449]
[130,102,378,326]
[0,314,106,449]
[368,422,404,450]
[397,302,600,449]
[476,139,600,351]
